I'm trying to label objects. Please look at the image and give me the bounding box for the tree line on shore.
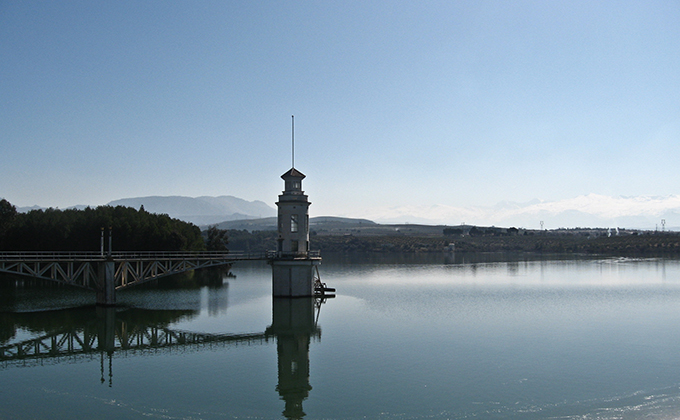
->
[0,199,228,252]
[224,226,680,256]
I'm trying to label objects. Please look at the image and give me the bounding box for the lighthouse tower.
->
[270,116,320,297]
[276,168,310,256]
[270,167,320,297]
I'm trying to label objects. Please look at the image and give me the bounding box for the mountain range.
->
[363,194,680,230]
[105,196,276,226]
[14,194,680,230]
[15,196,275,226]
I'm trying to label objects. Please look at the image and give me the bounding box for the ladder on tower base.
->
[313,266,335,297]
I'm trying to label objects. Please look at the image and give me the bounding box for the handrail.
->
[0,249,321,261]
[266,250,322,259]
[0,251,264,261]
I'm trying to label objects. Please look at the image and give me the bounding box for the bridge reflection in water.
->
[0,297,327,419]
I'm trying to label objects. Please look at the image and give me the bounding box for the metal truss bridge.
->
[0,251,275,305]
[0,324,272,368]
[0,318,285,387]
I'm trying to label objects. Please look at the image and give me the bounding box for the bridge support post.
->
[97,260,116,306]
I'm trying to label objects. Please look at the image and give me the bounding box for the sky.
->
[2,1,679,226]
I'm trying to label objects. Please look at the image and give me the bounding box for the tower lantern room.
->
[276,167,310,256]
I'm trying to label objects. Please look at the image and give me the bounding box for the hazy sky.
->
[2,1,679,220]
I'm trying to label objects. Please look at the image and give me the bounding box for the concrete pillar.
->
[271,259,319,297]
[96,260,116,306]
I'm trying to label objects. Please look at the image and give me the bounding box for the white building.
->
[271,167,320,297]
[276,168,310,256]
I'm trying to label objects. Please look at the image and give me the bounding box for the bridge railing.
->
[0,251,105,260]
[267,250,322,259]
[0,250,322,261]
[0,251,268,261]
[107,251,265,260]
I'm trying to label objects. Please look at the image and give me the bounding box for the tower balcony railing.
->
[267,250,321,260]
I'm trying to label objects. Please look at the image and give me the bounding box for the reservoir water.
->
[3,253,680,419]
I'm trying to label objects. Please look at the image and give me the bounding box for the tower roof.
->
[281,168,306,179]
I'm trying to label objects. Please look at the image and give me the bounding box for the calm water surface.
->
[3,254,680,419]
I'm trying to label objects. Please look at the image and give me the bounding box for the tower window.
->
[291,215,298,233]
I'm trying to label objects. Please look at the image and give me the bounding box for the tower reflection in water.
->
[1,293,327,419]
[266,297,321,419]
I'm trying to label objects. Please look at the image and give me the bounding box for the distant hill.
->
[363,194,680,231]
[15,193,679,231]
[17,204,96,212]
[107,196,276,226]
[16,205,44,213]
[215,216,377,232]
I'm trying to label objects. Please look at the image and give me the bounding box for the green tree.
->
[0,199,17,233]
[468,226,483,237]
[205,226,229,251]
[0,204,205,252]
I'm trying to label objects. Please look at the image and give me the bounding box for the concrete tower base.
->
[270,259,321,297]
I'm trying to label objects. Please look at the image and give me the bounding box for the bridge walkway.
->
[0,250,323,305]
[0,251,272,305]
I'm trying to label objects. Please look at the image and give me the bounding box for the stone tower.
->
[276,168,310,256]
[270,167,320,297]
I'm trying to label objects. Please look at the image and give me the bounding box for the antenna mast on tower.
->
[291,115,295,169]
